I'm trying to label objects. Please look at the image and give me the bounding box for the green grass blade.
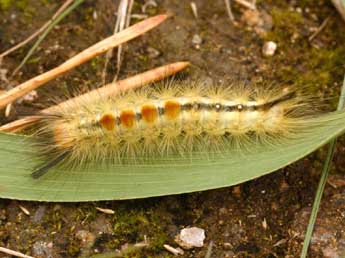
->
[1,111,345,202]
[300,75,345,258]
[13,0,84,74]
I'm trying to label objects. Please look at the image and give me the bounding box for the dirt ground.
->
[1,0,345,257]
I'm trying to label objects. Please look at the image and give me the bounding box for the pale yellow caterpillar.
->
[32,81,312,178]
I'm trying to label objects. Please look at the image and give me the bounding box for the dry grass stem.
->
[96,207,115,214]
[163,244,184,256]
[190,2,198,19]
[142,1,157,13]
[114,0,134,82]
[309,16,331,42]
[0,247,35,258]
[224,0,235,21]
[18,205,30,215]
[0,14,168,109]
[0,0,74,59]
[332,0,345,21]
[0,61,189,132]
[234,0,256,10]
[102,0,133,84]
[102,0,127,83]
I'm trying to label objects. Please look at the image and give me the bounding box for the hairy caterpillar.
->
[32,81,312,178]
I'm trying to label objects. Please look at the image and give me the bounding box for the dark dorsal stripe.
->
[260,91,296,110]
[87,92,297,129]
[180,92,296,113]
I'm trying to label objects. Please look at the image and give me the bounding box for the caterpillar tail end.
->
[31,152,69,179]
[31,167,51,179]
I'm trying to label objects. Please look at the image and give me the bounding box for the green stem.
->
[300,74,345,258]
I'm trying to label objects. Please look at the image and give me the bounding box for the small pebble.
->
[262,41,277,57]
[219,207,227,215]
[290,194,345,257]
[232,185,241,197]
[16,90,38,104]
[175,227,205,249]
[93,10,98,20]
[323,246,340,258]
[223,242,233,249]
[32,205,47,224]
[192,34,203,45]
[32,241,54,258]
[0,68,9,83]
[262,218,268,230]
[279,178,290,191]
[76,230,96,248]
[146,47,160,58]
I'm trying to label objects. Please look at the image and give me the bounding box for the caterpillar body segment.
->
[32,82,311,178]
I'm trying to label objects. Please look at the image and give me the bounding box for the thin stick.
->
[0,247,35,258]
[308,16,331,42]
[300,75,345,258]
[204,241,214,258]
[0,0,74,59]
[0,14,168,109]
[114,0,134,82]
[0,61,190,132]
[102,0,131,84]
[234,0,256,10]
[125,0,135,28]
[224,0,235,21]
[332,0,345,22]
[190,2,198,19]
[163,244,184,256]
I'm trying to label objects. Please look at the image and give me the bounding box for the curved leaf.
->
[0,111,345,202]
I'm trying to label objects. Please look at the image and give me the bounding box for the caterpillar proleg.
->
[32,81,312,178]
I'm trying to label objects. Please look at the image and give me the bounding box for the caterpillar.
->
[31,81,312,178]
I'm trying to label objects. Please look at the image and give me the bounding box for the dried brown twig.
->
[309,16,331,42]
[0,14,168,109]
[332,0,345,21]
[0,62,190,132]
